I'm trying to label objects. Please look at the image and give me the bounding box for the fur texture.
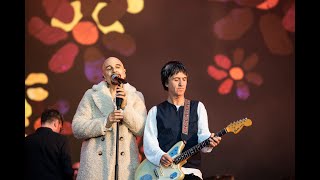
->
[72,81,147,180]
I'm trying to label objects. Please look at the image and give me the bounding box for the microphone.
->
[116,96,123,110]
[112,74,126,110]
[111,74,127,85]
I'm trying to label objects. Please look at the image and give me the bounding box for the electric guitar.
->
[135,118,252,180]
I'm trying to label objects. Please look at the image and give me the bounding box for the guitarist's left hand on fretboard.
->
[207,133,222,148]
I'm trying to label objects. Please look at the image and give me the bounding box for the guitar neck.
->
[173,128,227,164]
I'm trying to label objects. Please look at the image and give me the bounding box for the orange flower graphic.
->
[207,48,263,100]
[27,0,144,83]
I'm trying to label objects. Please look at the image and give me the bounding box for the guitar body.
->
[135,118,252,180]
[135,141,186,180]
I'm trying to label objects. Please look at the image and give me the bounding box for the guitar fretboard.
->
[173,128,227,164]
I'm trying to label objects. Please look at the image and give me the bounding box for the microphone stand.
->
[115,84,123,180]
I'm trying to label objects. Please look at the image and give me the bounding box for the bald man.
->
[72,57,147,180]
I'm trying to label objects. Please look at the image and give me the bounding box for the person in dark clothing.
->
[143,60,222,180]
[25,108,73,180]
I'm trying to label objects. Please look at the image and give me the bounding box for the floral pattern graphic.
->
[25,73,49,132]
[28,0,144,84]
[25,73,73,136]
[211,0,294,56]
[207,48,263,100]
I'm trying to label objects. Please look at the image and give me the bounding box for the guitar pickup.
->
[154,166,164,178]
[159,167,164,175]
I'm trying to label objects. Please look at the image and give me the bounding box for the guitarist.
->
[143,60,222,180]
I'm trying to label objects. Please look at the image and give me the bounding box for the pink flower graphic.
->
[27,0,143,83]
[207,48,263,100]
[211,0,294,56]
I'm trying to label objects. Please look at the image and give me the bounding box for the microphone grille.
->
[111,74,118,79]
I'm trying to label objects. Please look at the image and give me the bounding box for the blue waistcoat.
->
[156,100,201,168]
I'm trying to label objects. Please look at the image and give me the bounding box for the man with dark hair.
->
[25,108,73,180]
[143,60,222,180]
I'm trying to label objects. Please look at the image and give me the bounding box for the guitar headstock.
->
[225,118,252,134]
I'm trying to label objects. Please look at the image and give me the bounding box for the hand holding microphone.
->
[111,74,127,110]
[106,83,127,128]
[115,84,127,110]
[106,110,123,128]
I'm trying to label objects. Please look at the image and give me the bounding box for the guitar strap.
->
[181,99,190,141]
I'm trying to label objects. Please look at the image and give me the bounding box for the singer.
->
[72,57,147,180]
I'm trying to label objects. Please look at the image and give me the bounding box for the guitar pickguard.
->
[135,141,185,180]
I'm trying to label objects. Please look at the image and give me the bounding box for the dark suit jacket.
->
[24,127,73,180]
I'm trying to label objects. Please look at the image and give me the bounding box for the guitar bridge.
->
[154,168,159,178]
[154,166,164,178]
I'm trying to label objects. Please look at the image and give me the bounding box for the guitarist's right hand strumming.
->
[160,154,173,167]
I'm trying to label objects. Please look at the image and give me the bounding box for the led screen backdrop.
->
[25,0,295,179]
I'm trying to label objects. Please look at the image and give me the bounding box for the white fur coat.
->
[72,81,147,180]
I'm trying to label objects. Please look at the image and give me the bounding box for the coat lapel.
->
[91,82,137,116]
[91,82,115,116]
